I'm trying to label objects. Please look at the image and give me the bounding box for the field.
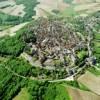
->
[0,4,25,17]
[0,0,100,19]
[0,22,28,37]
[0,0,25,17]
[0,0,15,8]
[88,67,100,76]
[34,0,69,17]
[72,0,99,4]
[0,0,38,23]
[34,0,100,18]
[0,0,100,20]
[74,3,100,14]
[78,71,100,95]
[44,83,71,100]
[13,88,32,100]
[0,0,100,100]
[93,33,100,63]
[67,86,100,100]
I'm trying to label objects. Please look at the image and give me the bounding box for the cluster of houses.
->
[23,17,97,78]
[27,18,88,69]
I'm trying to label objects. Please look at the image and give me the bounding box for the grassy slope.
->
[59,7,77,17]
[93,33,100,63]
[55,85,71,100]
[13,88,32,100]
[88,67,100,76]
[44,83,71,100]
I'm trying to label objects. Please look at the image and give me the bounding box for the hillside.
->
[0,0,100,100]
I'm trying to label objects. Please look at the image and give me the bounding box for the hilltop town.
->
[0,0,100,100]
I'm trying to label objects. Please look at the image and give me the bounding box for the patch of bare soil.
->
[67,86,100,100]
[78,71,100,95]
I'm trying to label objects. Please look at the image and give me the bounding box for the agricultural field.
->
[0,0,100,100]
[67,86,100,100]
[0,0,38,18]
[0,0,25,17]
[78,71,100,95]
[0,22,28,37]
[34,0,69,18]
[0,0,38,26]
[33,0,100,17]
[92,32,100,63]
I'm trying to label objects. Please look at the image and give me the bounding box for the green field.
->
[93,33,100,63]
[88,67,100,76]
[44,83,71,100]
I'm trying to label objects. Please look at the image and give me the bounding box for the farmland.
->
[0,0,100,100]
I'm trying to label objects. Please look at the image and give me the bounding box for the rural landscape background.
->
[0,0,100,100]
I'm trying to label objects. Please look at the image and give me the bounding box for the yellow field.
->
[78,71,100,95]
[67,86,100,100]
